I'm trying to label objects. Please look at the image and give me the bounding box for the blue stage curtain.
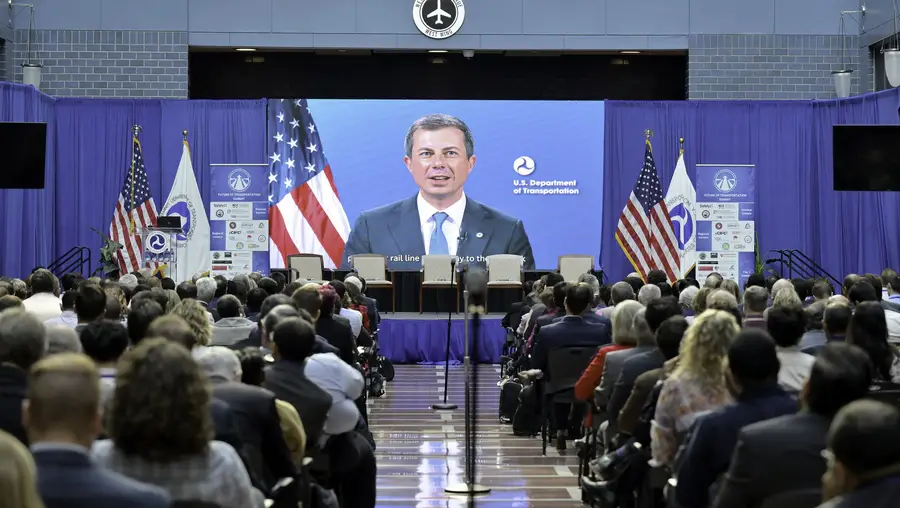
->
[0,83,58,277]
[378,317,505,364]
[601,91,900,281]
[51,98,267,275]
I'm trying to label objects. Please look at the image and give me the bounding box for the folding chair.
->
[485,254,524,313]
[287,253,326,284]
[350,254,395,313]
[541,346,597,456]
[419,254,458,313]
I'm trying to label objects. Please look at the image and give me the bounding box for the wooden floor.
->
[369,364,583,507]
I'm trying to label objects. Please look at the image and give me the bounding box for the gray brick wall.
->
[12,30,188,98]
[0,38,10,83]
[688,34,861,100]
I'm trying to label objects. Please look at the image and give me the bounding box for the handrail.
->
[47,246,92,279]
[787,249,842,290]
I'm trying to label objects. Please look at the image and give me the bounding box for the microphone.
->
[466,266,488,310]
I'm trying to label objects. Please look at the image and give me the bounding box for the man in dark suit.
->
[25,353,170,508]
[341,113,534,270]
[293,284,356,366]
[196,347,296,491]
[532,283,611,448]
[0,309,45,445]
[712,342,873,508]
[529,281,570,347]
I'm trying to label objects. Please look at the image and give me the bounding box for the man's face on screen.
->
[405,127,475,205]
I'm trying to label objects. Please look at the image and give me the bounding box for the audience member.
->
[0,429,45,508]
[175,281,198,301]
[44,324,82,356]
[598,281,634,319]
[269,272,286,294]
[25,353,170,508]
[294,284,356,365]
[257,278,279,297]
[344,275,379,331]
[863,274,884,302]
[704,272,724,289]
[170,299,213,347]
[328,280,364,339]
[129,290,168,316]
[720,279,741,303]
[766,304,815,393]
[800,301,827,350]
[676,328,798,508]
[821,400,900,506]
[79,320,131,411]
[44,291,77,329]
[0,309,46,445]
[848,280,878,305]
[813,280,833,301]
[0,295,21,312]
[23,269,61,322]
[678,285,699,317]
[882,275,900,344]
[93,339,261,508]
[846,301,900,383]
[651,310,738,466]
[125,301,164,346]
[742,286,768,330]
[160,278,176,291]
[637,284,661,305]
[245,288,267,322]
[713,342,873,508]
[212,295,256,346]
[145,315,195,351]
[744,273,765,290]
[74,283,106,334]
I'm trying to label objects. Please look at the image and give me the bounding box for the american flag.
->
[268,99,350,269]
[614,141,680,283]
[109,135,158,274]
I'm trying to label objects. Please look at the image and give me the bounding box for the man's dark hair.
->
[847,301,893,382]
[284,280,304,297]
[0,295,22,312]
[176,281,198,301]
[216,294,243,319]
[271,317,317,362]
[226,280,248,304]
[564,283,592,315]
[843,274,861,296]
[213,276,227,298]
[105,295,122,320]
[824,304,852,337]
[656,282,673,297]
[889,276,900,295]
[292,286,323,319]
[131,289,168,314]
[812,280,833,300]
[806,342,872,418]
[235,347,267,386]
[848,280,878,304]
[257,277,278,296]
[644,296,681,334]
[705,272,723,289]
[259,294,296,323]
[805,301,825,331]
[598,284,612,307]
[126,301,165,345]
[60,272,83,292]
[246,288,267,314]
[318,286,338,316]
[863,274,884,302]
[745,273,765,289]
[30,269,55,295]
[542,272,565,289]
[160,277,176,291]
[132,284,151,297]
[828,400,900,476]
[270,272,286,293]
[79,320,130,363]
[791,278,812,300]
[75,283,106,322]
[657,316,688,359]
[552,281,571,309]
[60,291,77,311]
[765,304,807,347]
[728,328,780,386]
[0,309,46,369]
[624,276,644,294]
[646,269,668,285]
[765,275,780,293]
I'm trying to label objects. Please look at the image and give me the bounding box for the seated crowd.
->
[505,267,900,508]
[0,268,381,508]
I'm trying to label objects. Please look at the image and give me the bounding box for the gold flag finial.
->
[182,130,188,140]
[679,137,685,156]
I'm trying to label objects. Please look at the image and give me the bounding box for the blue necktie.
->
[429,212,450,255]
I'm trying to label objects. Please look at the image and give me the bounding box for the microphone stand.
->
[445,266,491,496]
[432,257,458,411]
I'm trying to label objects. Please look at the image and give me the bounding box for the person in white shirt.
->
[327,281,362,339]
[45,292,78,329]
[23,269,61,323]
[766,304,815,394]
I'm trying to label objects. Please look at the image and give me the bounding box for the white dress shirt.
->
[417,192,467,256]
[776,346,816,393]
[339,307,363,338]
[23,292,62,323]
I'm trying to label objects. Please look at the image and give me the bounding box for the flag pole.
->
[129,124,142,233]
[679,137,685,156]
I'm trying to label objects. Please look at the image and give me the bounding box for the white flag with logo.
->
[161,140,210,283]
[664,152,696,279]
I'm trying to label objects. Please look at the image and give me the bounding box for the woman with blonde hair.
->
[0,429,44,508]
[170,299,212,348]
[163,290,181,314]
[719,279,741,303]
[651,309,740,465]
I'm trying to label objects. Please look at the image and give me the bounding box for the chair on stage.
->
[559,254,595,282]
[287,253,326,284]
[485,254,524,313]
[419,255,458,314]
[350,254,395,313]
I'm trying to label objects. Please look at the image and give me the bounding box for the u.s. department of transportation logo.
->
[161,195,197,243]
[413,0,465,39]
[513,156,535,176]
[146,232,170,255]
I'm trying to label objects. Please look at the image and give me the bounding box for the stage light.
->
[832,70,853,98]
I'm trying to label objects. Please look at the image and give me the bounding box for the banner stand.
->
[209,163,270,278]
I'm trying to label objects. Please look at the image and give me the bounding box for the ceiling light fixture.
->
[620,50,641,54]
[428,49,448,53]
[235,48,257,52]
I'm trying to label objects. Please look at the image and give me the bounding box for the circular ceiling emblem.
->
[413,0,465,40]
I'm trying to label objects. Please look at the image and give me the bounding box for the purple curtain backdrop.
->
[50,98,267,277]
[0,83,57,277]
[378,317,505,364]
[601,89,900,282]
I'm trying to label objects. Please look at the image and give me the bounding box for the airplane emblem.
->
[427,0,451,24]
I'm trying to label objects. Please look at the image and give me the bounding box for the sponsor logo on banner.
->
[714,169,737,193]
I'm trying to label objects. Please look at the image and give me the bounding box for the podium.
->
[141,226,181,274]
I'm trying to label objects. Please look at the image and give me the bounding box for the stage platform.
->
[377,312,507,365]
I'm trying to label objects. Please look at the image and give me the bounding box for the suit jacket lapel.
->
[458,198,494,261]
[387,195,426,258]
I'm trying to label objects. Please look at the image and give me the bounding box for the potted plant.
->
[90,227,123,279]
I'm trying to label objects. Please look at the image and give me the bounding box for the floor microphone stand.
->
[445,267,491,496]
[432,257,458,411]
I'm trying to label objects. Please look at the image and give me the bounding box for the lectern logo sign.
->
[413,0,465,39]
[146,232,170,255]
[228,168,252,192]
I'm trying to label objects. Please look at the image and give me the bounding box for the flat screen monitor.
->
[833,125,900,191]
[0,122,47,189]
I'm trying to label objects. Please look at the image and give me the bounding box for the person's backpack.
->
[512,383,541,436]
[499,377,523,423]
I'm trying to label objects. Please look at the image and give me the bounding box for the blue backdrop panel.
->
[601,92,900,282]
[0,83,57,277]
[378,317,505,365]
[304,99,605,270]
